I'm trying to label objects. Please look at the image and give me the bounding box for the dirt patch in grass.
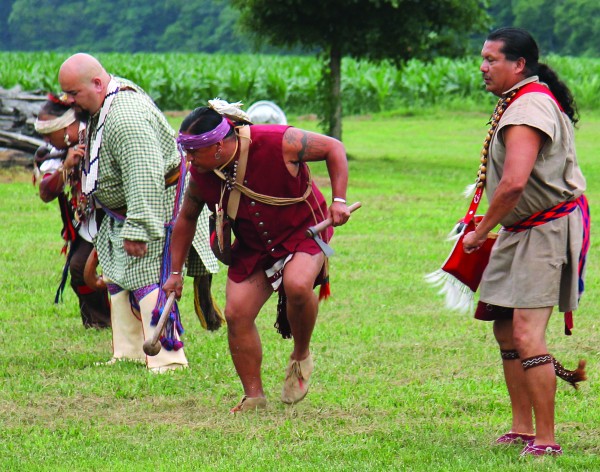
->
[0,166,32,183]
[0,395,380,434]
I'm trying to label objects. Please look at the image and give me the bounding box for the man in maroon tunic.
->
[164,106,351,413]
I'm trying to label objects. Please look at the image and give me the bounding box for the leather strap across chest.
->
[213,125,313,221]
[226,125,250,221]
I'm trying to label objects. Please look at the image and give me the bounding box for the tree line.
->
[0,0,598,57]
[2,0,597,140]
[0,0,254,53]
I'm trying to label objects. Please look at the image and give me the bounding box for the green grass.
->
[1,110,600,471]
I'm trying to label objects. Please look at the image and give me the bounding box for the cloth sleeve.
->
[497,93,559,145]
[105,102,166,242]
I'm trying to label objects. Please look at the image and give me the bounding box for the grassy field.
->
[1,110,599,471]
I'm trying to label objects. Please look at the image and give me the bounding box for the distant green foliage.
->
[487,0,600,57]
[1,52,599,114]
[1,0,284,53]
[231,0,489,63]
[229,0,489,139]
[554,0,600,57]
[1,0,598,57]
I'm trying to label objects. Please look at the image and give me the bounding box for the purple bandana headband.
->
[177,117,230,149]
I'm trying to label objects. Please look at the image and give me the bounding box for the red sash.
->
[511,82,564,112]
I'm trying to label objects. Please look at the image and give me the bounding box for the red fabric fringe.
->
[319,281,330,301]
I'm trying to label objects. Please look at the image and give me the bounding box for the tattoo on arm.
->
[286,128,329,163]
[297,132,308,162]
[182,184,205,218]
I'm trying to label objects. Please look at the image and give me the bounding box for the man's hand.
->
[64,144,85,171]
[329,201,351,226]
[162,274,184,299]
[123,240,148,257]
[462,230,488,254]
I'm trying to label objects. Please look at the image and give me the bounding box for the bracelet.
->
[333,197,346,204]
[171,271,182,276]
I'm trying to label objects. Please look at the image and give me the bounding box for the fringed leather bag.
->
[426,216,497,312]
[441,219,497,292]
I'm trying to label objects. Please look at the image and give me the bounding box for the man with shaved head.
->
[58,54,107,117]
[58,53,217,373]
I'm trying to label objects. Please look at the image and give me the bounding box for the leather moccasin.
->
[230,395,267,414]
[281,353,314,404]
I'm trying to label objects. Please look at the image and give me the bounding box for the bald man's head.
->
[59,53,111,115]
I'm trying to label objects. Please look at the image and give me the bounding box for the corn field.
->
[2,52,599,114]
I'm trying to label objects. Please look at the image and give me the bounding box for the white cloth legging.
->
[109,285,188,369]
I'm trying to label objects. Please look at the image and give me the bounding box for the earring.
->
[64,130,72,147]
[215,147,222,160]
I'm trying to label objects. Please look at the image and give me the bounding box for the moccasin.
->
[281,353,314,404]
[520,443,563,457]
[496,432,535,445]
[149,363,188,374]
[230,395,267,414]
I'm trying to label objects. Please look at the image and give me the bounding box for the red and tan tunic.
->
[480,77,587,312]
[189,125,332,283]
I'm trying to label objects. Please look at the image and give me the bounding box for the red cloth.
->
[190,125,332,283]
[474,301,514,321]
[442,219,496,293]
[511,82,564,112]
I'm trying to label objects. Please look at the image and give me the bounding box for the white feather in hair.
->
[208,98,252,123]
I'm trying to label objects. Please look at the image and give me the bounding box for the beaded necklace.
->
[219,135,240,191]
[474,88,519,190]
[461,87,520,226]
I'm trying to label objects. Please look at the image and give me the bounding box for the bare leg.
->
[224,270,273,398]
[512,307,556,445]
[282,252,325,361]
[493,318,534,435]
[70,239,111,328]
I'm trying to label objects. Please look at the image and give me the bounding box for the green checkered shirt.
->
[90,78,216,289]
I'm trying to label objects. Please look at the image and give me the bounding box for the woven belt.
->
[503,199,578,233]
